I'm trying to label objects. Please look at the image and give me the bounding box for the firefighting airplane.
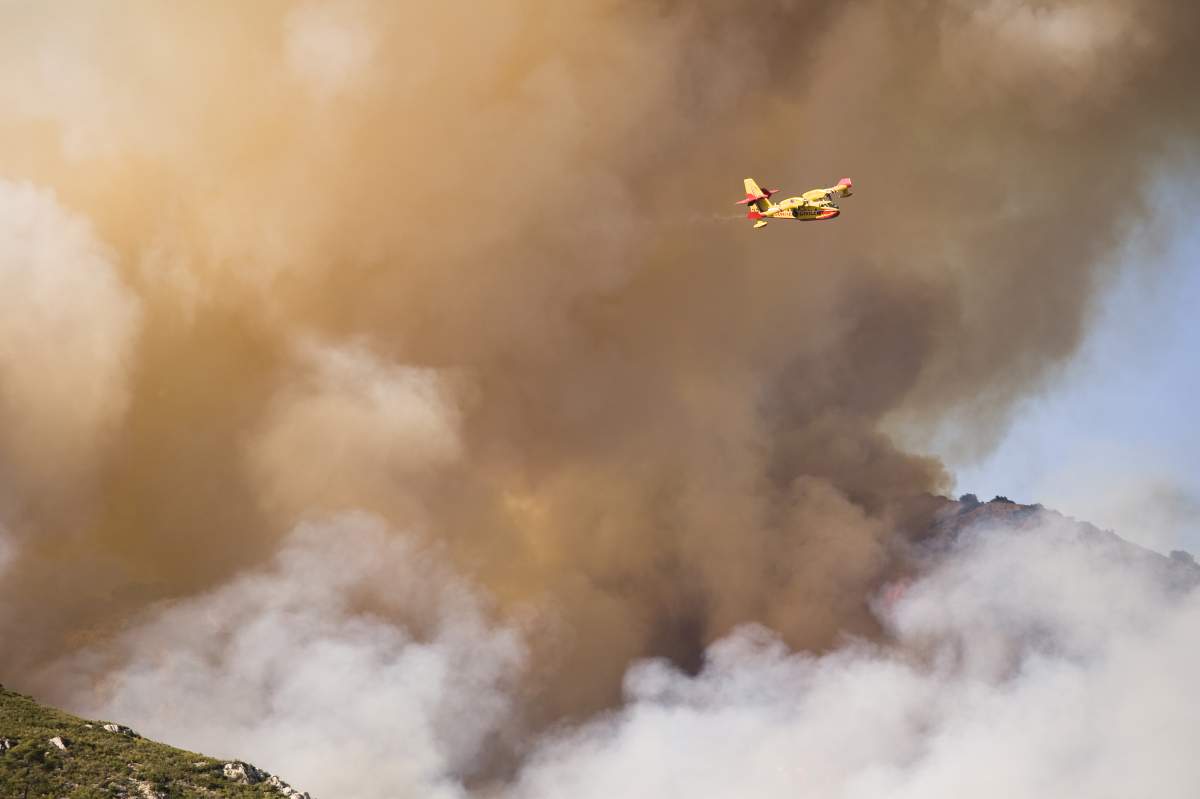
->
[736,177,853,229]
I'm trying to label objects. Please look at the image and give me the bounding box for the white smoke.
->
[65,514,523,799]
[247,341,464,525]
[57,509,1200,799]
[0,180,142,497]
[938,0,1156,108]
[509,515,1200,799]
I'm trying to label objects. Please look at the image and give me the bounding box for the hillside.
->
[895,493,1196,583]
[0,685,310,799]
[931,494,1199,577]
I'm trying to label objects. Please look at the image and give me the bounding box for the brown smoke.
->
[1,0,1198,736]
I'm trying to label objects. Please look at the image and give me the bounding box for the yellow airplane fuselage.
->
[760,195,841,222]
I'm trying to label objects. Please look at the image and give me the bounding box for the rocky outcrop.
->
[49,735,67,751]
[222,760,311,798]
[102,722,141,737]
[923,494,1200,591]
[223,760,267,784]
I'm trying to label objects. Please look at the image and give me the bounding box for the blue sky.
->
[947,184,1199,554]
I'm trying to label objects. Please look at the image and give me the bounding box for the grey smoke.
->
[60,514,523,799]
[510,515,1200,798]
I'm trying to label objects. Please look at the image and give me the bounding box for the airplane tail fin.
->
[736,178,777,213]
[835,177,853,196]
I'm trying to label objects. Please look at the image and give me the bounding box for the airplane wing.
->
[801,178,853,205]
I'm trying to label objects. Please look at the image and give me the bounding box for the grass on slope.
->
[0,684,283,799]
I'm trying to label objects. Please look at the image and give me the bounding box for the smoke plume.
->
[53,514,524,799]
[52,512,1200,798]
[510,516,1200,798]
[0,181,141,511]
[0,0,1198,793]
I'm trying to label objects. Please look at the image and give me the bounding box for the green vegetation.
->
[0,684,286,799]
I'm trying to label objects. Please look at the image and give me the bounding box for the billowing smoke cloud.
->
[0,180,141,507]
[1,0,1199,790]
[510,516,1200,798]
[247,341,464,526]
[57,511,1200,798]
[56,515,523,799]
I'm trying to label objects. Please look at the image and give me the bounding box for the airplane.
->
[736,177,853,229]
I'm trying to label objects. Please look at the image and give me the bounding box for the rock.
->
[129,778,166,799]
[223,761,311,797]
[223,761,267,784]
[266,772,311,798]
[49,735,67,750]
[102,722,140,737]
[0,737,15,751]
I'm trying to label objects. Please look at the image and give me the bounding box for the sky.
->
[950,182,1200,554]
